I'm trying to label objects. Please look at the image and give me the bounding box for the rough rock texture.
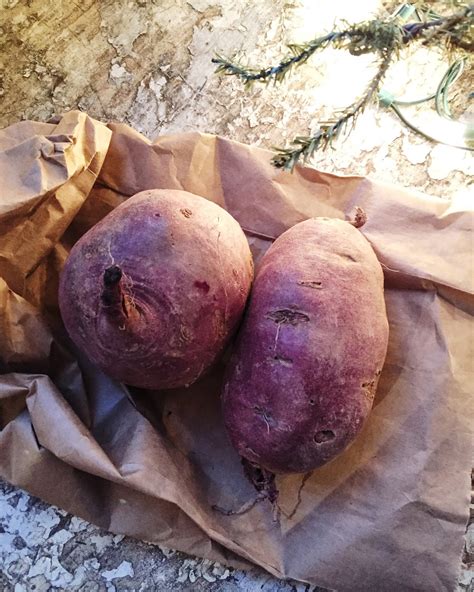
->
[0,0,472,590]
[0,483,324,592]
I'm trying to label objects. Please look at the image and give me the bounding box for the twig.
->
[271,49,394,169]
[212,31,348,87]
[212,6,473,169]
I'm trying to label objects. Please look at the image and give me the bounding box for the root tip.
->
[103,265,123,286]
[349,206,367,228]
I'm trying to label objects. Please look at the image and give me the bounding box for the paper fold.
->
[0,111,471,592]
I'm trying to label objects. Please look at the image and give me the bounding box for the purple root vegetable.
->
[222,217,389,484]
[59,189,253,390]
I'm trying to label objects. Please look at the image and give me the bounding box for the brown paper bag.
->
[0,111,472,592]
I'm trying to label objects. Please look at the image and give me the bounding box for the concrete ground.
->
[0,0,472,590]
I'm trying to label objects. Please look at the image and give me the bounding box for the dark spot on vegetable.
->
[314,430,336,443]
[297,280,322,289]
[266,309,310,325]
[180,208,192,217]
[167,411,172,416]
[309,398,315,405]
[154,212,161,217]
[194,280,210,293]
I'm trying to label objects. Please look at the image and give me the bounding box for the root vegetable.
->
[222,217,389,476]
[59,189,253,390]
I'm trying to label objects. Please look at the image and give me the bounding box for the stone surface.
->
[0,484,328,591]
[0,0,472,590]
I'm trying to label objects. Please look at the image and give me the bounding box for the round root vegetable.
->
[222,217,389,485]
[59,189,253,390]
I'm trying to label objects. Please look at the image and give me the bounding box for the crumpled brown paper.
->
[0,111,472,592]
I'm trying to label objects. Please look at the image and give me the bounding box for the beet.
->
[222,217,389,475]
[59,189,253,389]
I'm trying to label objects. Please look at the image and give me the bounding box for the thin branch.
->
[212,31,347,86]
[212,6,473,169]
[402,5,473,45]
[272,48,394,170]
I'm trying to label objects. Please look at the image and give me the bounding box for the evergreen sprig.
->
[212,5,473,170]
[213,31,347,88]
[271,51,394,169]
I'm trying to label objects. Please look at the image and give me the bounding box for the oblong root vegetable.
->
[59,189,253,390]
[222,217,388,474]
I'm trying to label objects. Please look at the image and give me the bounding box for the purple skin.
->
[222,218,389,474]
[59,189,253,390]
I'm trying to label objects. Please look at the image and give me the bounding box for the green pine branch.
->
[212,4,473,170]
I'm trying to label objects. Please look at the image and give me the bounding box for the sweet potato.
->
[222,217,389,474]
[59,189,253,390]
